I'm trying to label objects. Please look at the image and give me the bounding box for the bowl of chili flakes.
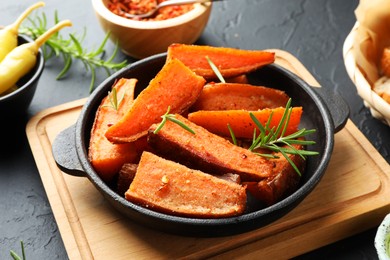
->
[92,0,212,59]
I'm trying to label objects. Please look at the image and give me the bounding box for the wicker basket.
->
[343,22,390,126]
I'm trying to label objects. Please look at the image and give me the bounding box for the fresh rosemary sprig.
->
[206,56,226,83]
[10,241,26,260]
[153,106,195,134]
[19,11,128,92]
[247,98,318,176]
[207,55,318,176]
[104,87,125,111]
[227,123,237,145]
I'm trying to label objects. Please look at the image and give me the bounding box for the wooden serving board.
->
[26,50,390,259]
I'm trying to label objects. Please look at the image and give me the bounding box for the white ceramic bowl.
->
[91,0,212,59]
[375,213,390,260]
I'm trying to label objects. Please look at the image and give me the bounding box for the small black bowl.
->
[52,53,349,237]
[0,35,45,116]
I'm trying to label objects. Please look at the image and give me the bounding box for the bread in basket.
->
[342,0,390,126]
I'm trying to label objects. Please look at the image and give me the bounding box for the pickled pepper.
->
[0,20,72,95]
[0,2,45,62]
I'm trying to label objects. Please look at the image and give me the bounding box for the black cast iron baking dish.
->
[52,53,349,237]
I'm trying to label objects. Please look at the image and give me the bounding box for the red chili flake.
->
[106,0,194,21]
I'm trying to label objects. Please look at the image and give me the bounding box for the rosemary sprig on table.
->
[19,11,128,92]
[153,106,195,134]
[10,241,26,260]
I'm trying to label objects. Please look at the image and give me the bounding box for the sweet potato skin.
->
[125,151,247,218]
[117,163,138,196]
[147,114,273,181]
[188,107,303,139]
[88,78,139,182]
[167,44,275,79]
[105,58,206,143]
[244,144,305,206]
[190,83,290,111]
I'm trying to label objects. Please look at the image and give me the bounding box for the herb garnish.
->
[206,56,318,176]
[105,87,124,111]
[227,123,237,145]
[227,98,318,176]
[153,106,195,134]
[19,11,128,92]
[10,241,26,260]
[206,55,226,83]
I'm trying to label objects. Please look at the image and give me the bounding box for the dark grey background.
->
[1,0,388,259]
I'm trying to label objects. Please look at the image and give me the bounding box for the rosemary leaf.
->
[279,147,302,176]
[167,116,196,134]
[227,124,237,145]
[56,53,72,80]
[153,107,195,134]
[69,33,83,55]
[105,86,125,111]
[232,98,319,175]
[206,56,226,83]
[93,32,109,57]
[153,116,167,134]
[285,139,316,145]
[89,63,97,93]
[109,88,118,110]
[105,36,118,63]
[10,241,25,260]
[252,152,278,159]
[284,128,317,140]
[281,107,292,136]
[153,107,171,134]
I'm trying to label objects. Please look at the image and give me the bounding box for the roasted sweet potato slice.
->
[105,58,206,143]
[190,82,290,111]
[148,114,273,181]
[88,78,139,182]
[188,107,303,139]
[244,144,305,206]
[166,44,275,79]
[125,151,247,218]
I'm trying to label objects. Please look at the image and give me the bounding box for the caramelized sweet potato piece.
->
[190,82,290,111]
[244,144,305,206]
[148,114,273,181]
[125,151,247,218]
[225,74,249,84]
[88,78,139,182]
[117,163,138,196]
[166,44,275,80]
[188,107,302,139]
[105,58,206,143]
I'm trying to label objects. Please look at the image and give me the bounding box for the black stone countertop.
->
[0,0,388,259]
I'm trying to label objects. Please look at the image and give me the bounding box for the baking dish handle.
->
[52,124,86,177]
[312,87,350,133]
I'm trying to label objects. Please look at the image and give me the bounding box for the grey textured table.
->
[1,0,389,259]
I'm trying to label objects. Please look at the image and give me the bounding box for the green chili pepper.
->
[0,20,72,95]
[0,2,45,63]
